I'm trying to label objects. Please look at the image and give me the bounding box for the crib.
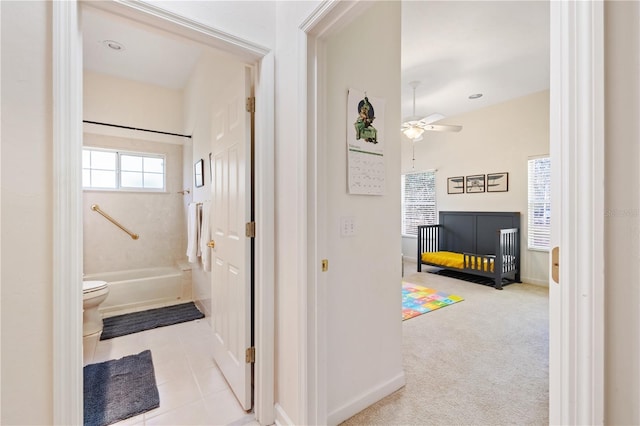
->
[417,211,521,290]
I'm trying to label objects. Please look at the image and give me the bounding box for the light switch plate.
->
[340,216,356,237]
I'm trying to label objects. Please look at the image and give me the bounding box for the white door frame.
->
[304,1,604,425]
[300,3,368,424]
[52,2,276,425]
[549,1,604,424]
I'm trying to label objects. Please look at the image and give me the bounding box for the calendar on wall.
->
[347,88,386,195]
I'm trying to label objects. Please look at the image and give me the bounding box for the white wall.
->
[1,1,53,423]
[401,90,550,285]
[324,2,404,424]
[147,0,276,50]
[84,71,184,134]
[273,1,319,421]
[604,2,640,424]
[181,50,246,322]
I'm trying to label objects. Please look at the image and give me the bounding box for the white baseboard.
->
[327,371,406,426]
[274,403,295,426]
[521,276,550,287]
[402,255,417,263]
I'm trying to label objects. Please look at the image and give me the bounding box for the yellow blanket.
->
[421,251,494,272]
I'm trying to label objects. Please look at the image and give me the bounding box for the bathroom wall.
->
[83,134,185,273]
[83,72,187,273]
[181,49,246,317]
[84,71,184,133]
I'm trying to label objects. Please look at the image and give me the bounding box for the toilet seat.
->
[83,280,108,294]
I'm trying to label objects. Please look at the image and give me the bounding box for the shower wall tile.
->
[83,134,187,273]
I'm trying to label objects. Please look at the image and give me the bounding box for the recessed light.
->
[102,40,125,51]
[468,93,483,99]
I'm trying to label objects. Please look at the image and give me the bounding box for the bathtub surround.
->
[100,302,204,340]
[83,350,160,426]
[83,134,186,274]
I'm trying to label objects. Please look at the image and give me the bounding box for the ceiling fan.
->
[401,81,462,141]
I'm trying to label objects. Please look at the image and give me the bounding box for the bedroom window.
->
[402,170,436,236]
[83,148,166,191]
[527,156,551,250]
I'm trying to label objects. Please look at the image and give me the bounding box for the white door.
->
[209,67,253,411]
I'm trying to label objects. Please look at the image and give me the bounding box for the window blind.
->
[402,171,436,236]
[527,157,551,250]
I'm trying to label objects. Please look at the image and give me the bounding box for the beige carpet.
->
[341,264,549,425]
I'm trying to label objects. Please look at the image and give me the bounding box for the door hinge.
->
[246,221,256,238]
[245,346,256,363]
[246,97,255,113]
[322,259,329,272]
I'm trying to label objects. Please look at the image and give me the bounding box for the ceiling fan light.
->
[403,126,424,140]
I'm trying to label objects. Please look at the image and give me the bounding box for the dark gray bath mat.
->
[100,301,204,340]
[84,350,159,426]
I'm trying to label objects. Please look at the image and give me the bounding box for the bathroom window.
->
[83,148,166,191]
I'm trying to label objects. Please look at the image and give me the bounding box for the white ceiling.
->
[82,1,549,119]
[402,1,549,120]
[83,8,203,90]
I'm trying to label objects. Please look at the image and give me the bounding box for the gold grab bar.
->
[91,204,139,240]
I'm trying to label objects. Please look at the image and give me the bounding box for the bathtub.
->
[84,266,192,317]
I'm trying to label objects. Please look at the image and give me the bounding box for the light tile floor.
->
[83,319,258,426]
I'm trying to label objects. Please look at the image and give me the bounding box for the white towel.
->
[199,201,212,272]
[186,203,199,263]
[196,204,202,258]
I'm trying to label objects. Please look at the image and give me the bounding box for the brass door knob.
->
[207,240,215,248]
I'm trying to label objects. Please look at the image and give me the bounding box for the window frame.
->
[82,147,167,192]
[527,156,551,251]
[401,170,437,238]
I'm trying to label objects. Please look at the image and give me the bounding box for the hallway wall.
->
[1,2,54,423]
[604,1,640,423]
[324,2,404,424]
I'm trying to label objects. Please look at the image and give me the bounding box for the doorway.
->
[52,1,275,424]
[303,1,604,425]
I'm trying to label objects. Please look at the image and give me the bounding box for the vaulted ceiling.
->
[83,2,549,120]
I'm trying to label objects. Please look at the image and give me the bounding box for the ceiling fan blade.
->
[419,113,446,125]
[423,123,463,132]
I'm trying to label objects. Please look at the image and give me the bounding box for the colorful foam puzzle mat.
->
[402,282,464,320]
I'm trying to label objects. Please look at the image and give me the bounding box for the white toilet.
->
[82,280,109,337]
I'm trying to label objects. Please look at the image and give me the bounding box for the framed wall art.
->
[447,176,464,194]
[487,172,509,192]
[194,159,204,188]
[465,174,485,193]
